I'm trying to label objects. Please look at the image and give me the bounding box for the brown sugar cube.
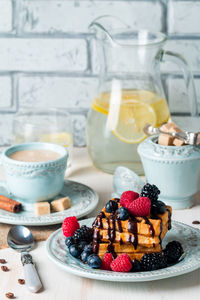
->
[161,122,182,133]
[161,122,178,132]
[173,138,184,146]
[51,197,71,212]
[158,133,174,146]
[34,202,50,216]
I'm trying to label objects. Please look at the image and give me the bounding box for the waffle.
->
[92,199,172,261]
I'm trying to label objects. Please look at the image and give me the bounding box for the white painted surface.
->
[0,147,200,300]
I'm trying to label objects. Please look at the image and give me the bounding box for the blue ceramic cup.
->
[138,136,200,209]
[0,142,68,203]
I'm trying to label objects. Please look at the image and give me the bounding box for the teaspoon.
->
[7,225,42,293]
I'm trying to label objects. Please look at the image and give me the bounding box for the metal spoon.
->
[144,123,200,146]
[7,225,42,293]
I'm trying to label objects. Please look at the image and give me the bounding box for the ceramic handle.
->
[0,151,9,192]
[161,50,198,117]
[21,252,42,293]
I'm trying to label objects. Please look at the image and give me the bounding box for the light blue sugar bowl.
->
[138,136,200,209]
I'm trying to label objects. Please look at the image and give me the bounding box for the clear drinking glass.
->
[86,15,198,175]
[12,108,73,167]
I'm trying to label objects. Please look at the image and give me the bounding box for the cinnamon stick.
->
[0,195,22,213]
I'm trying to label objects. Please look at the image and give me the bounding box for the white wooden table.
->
[0,148,200,300]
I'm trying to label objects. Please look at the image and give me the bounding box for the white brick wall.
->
[168,1,200,34]
[0,0,200,146]
[18,76,98,108]
[19,0,163,34]
[0,76,12,109]
[0,38,87,72]
[0,1,12,33]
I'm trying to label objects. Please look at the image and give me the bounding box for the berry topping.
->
[83,243,93,253]
[62,216,80,237]
[131,259,141,272]
[128,197,151,217]
[140,183,160,202]
[87,254,102,269]
[78,241,88,251]
[105,200,118,213]
[140,253,167,271]
[163,241,183,264]
[65,237,75,248]
[120,191,139,208]
[151,200,166,215]
[110,254,132,272]
[81,250,92,263]
[101,253,113,271]
[73,225,93,243]
[117,207,129,220]
[69,244,81,258]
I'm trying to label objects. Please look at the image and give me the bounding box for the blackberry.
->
[141,183,160,202]
[73,225,93,243]
[163,241,183,264]
[140,253,167,271]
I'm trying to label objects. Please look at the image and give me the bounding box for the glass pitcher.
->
[86,15,198,175]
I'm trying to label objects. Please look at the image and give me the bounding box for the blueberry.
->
[117,207,129,220]
[87,254,102,269]
[69,244,81,258]
[78,241,87,251]
[81,251,91,263]
[105,200,118,213]
[65,237,75,248]
[151,200,166,215]
[84,244,93,253]
[131,259,141,272]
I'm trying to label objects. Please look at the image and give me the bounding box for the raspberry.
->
[101,253,113,271]
[128,197,151,217]
[120,191,139,208]
[110,254,132,272]
[62,216,80,237]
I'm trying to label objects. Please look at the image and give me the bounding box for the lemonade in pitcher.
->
[87,89,170,174]
[87,16,197,174]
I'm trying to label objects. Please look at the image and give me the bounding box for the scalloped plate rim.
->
[46,218,200,282]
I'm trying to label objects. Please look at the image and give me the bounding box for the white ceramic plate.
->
[0,180,98,226]
[46,218,200,282]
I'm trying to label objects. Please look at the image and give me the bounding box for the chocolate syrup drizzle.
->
[166,208,172,230]
[92,201,171,256]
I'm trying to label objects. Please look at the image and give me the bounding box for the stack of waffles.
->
[92,199,172,261]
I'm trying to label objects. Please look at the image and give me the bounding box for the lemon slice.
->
[41,132,73,147]
[92,97,109,115]
[109,100,157,144]
[150,98,170,126]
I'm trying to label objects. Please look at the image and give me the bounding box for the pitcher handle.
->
[161,50,198,117]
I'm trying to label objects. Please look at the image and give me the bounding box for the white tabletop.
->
[0,148,200,300]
